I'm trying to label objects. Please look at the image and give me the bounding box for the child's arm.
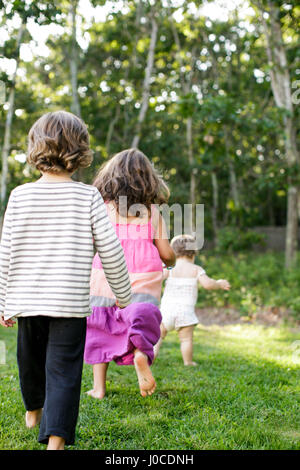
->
[0,191,16,327]
[153,212,176,268]
[197,267,230,291]
[91,189,132,307]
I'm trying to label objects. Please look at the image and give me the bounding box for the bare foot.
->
[25,408,43,429]
[86,388,106,400]
[134,350,156,397]
[184,361,198,366]
[47,435,65,450]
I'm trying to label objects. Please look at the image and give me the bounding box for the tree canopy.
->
[0,0,299,244]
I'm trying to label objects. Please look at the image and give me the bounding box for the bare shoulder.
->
[151,204,160,227]
[195,263,206,278]
[183,263,199,278]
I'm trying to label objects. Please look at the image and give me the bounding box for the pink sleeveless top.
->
[90,205,163,307]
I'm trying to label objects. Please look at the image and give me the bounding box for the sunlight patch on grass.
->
[1,322,299,450]
[195,324,300,368]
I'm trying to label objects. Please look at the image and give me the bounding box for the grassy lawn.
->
[0,321,299,450]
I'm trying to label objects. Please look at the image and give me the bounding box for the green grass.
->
[0,322,299,450]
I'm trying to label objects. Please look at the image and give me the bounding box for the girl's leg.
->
[17,317,49,428]
[25,409,43,429]
[87,363,109,399]
[178,325,197,366]
[134,349,156,397]
[47,436,65,450]
[153,324,168,360]
[38,317,86,448]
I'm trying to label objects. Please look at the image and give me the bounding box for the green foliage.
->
[197,250,300,319]
[177,93,199,118]
[2,0,62,24]
[0,0,298,228]
[216,227,266,252]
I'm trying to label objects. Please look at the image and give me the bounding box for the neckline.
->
[34,180,78,184]
[106,200,154,227]
[114,221,152,227]
[168,276,198,281]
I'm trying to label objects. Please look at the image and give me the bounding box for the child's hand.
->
[0,315,16,328]
[115,300,126,309]
[216,279,231,291]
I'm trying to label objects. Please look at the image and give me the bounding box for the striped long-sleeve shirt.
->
[0,181,132,320]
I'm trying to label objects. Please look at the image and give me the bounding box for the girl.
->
[84,148,176,399]
[0,111,132,450]
[154,234,230,366]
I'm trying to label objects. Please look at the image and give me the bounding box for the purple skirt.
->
[84,302,162,366]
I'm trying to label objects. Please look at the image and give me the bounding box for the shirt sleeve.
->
[0,191,14,315]
[197,265,206,278]
[90,189,132,307]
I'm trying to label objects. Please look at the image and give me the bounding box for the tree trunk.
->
[0,23,25,217]
[168,4,197,215]
[259,1,299,267]
[186,116,196,209]
[131,16,158,148]
[286,186,298,267]
[228,160,239,209]
[70,0,81,118]
[211,171,219,245]
[224,127,239,210]
[105,104,120,155]
[135,0,143,28]
[69,0,84,181]
[268,186,275,225]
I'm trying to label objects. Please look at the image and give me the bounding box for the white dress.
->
[160,267,205,331]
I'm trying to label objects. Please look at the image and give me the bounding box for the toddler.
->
[154,234,230,365]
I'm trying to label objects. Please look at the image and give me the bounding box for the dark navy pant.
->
[17,316,86,445]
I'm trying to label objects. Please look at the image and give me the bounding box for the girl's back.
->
[161,259,205,308]
[1,180,132,320]
[161,273,198,309]
[91,203,163,307]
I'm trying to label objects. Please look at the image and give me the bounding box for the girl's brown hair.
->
[27,110,93,173]
[171,235,197,259]
[93,148,170,215]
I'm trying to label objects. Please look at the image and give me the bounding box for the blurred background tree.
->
[0,0,299,265]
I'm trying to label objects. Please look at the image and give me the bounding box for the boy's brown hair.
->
[93,148,170,215]
[171,234,197,259]
[27,110,93,173]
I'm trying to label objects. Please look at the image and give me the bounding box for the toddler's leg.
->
[178,325,197,366]
[153,324,168,360]
[87,363,109,400]
[134,349,156,397]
